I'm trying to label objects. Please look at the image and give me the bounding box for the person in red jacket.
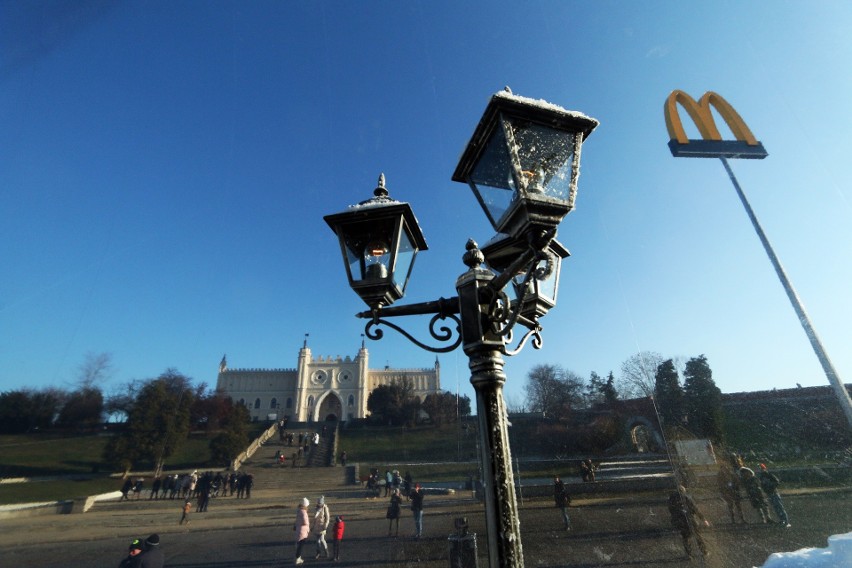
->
[332,515,345,562]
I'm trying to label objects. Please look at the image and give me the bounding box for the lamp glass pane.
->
[536,257,560,303]
[342,219,396,282]
[469,122,515,228]
[393,228,416,291]
[513,256,561,304]
[507,120,577,201]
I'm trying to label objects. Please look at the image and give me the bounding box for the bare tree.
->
[54,352,113,429]
[76,352,114,389]
[524,364,585,420]
[504,392,527,414]
[618,351,664,398]
[104,379,144,422]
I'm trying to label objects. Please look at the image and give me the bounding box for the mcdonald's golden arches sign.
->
[664,90,767,159]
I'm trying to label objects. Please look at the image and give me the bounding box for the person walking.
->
[197,487,209,513]
[312,495,331,559]
[410,483,425,538]
[332,515,345,562]
[717,462,745,523]
[758,463,791,527]
[179,499,191,526]
[740,467,772,523]
[136,534,165,568]
[580,459,596,482]
[403,471,413,497]
[150,476,161,500]
[244,472,254,498]
[132,477,144,499]
[386,488,402,537]
[293,497,310,565]
[667,487,710,559]
[117,538,144,568]
[553,476,572,530]
[120,478,133,501]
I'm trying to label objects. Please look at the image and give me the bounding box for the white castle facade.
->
[215,340,441,422]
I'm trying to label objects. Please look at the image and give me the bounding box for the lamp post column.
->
[469,350,523,568]
[457,241,524,568]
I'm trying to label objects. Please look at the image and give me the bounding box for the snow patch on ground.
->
[759,532,852,567]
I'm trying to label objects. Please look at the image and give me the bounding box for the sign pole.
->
[665,90,852,430]
[720,157,852,429]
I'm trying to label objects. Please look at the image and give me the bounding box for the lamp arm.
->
[486,227,557,293]
[356,296,460,320]
[357,297,463,354]
[487,246,553,340]
[363,314,462,354]
[487,248,536,293]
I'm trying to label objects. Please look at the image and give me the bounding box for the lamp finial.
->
[375,173,388,197]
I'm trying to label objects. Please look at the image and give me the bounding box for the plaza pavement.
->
[2,438,851,567]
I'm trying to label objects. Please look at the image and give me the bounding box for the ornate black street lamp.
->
[324,89,598,568]
[324,173,428,311]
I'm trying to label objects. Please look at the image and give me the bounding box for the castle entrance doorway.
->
[318,393,342,422]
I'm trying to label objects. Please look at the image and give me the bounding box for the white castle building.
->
[215,339,441,422]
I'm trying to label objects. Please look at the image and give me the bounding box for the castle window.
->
[254,398,261,409]
[239,398,245,406]
[348,395,355,407]
[308,395,314,407]
[270,397,278,409]
[286,398,292,409]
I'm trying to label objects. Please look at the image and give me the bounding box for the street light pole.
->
[325,90,598,568]
[470,349,522,565]
[456,241,524,566]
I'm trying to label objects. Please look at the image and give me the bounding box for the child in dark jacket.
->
[332,515,345,562]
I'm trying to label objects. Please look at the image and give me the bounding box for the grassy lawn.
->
[0,423,270,505]
[0,433,110,477]
[355,460,587,484]
[338,423,594,483]
[0,433,218,478]
[3,420,847,505]
[338,422,478,464]
[0,477,120,504]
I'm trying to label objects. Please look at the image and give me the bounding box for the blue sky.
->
[2,1,851,408]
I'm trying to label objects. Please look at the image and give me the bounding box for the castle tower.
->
[295,341,312,421]
[356,342,370,419]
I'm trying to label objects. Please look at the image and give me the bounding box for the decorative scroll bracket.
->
[357,297,463,354]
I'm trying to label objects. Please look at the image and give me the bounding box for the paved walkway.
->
[0,435,401,540]
[2,437,851,567]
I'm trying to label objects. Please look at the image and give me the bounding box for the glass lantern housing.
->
[481,233,570,322]
[452,89,599,239]
[324,175,427,310]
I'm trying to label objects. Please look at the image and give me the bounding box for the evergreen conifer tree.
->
[683,355,724,442]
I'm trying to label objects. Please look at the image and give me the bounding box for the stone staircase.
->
[240,427,343,493]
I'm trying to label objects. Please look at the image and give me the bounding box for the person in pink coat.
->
[293,497,310,565]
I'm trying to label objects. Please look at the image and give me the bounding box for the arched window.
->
[254,398,261,409]
[286,398,292,409]
[348,395,355,407]
[238,398,245,406]
[270,397,278,409]
[308,395,314,407]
